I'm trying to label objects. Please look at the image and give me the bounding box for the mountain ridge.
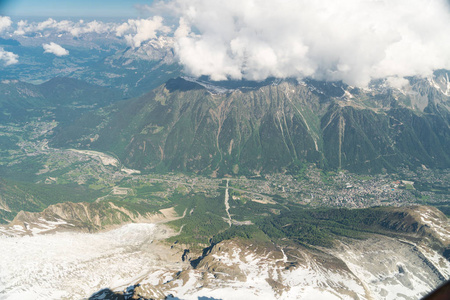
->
[51,73,450,175]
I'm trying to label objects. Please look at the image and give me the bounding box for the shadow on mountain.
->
[167,296,221,300]
[89,287,135,300]
[165,77,205,92]
[165,76,284,93]
[88,284,222,300]
[196,75,279,90]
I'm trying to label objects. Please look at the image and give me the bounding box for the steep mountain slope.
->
[51,73,450,174]
[0,80,47,122]
[321,104,450,172]
[52,78,325,175]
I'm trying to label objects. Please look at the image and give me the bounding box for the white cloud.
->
[386,76,410,89]
[9,17,170,50]
[0,16,12,32]
[13,20,27,35]
[70,20,112,36]
[43,42,69,56]
[13,18,114,37]
[8,0,450,87]
[116,16,170,48]
[155,0,450,87]
[36,18,57,31]
[0,48,18,66]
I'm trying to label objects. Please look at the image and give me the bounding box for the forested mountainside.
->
[51,72,450,175]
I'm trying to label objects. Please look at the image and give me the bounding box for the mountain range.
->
[51,71,450,175]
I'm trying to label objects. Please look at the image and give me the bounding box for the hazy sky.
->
[0,0,153,18]
[1,0,450,87]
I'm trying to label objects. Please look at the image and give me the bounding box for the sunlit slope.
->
[52,74,450,174]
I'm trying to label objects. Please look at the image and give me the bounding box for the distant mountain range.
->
[0,35,181,98]
[51,71,450,175]
[0,77,122,123]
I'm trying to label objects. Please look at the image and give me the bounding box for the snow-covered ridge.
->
[133,235,448,300]
[0,217,73,236]
[428,73,450,97]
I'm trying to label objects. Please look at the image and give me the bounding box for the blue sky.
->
[0,0,153,18]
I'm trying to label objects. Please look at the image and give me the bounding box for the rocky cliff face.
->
[128,235,449,300]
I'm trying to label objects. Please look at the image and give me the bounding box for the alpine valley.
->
[0,17,449,300]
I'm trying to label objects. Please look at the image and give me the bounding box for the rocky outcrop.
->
[379,206,450,246]
[128,206,450,300]
[3,202,180,235]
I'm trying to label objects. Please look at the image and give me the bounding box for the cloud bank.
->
[158,0,450,86]
[7,17,170,49]
[116,16,170,48]
[0,16,12,32]
[3,0,450,87]
[43,42,69,56]
[0,48,18,66]
[14,18,114,37]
